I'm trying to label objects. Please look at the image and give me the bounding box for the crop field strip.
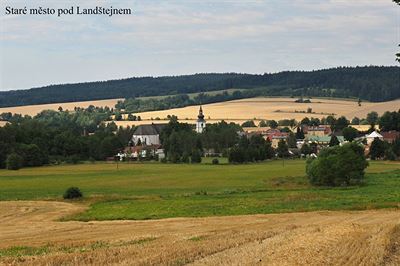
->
[0,160,399,220]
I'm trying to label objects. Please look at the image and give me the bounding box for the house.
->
[365,131,383,145]
[264,132,289,148]
[306,135,345,146]
[304,125,331,138]
[196,106,206,133]
[381,131,400,143]
[131,123,166,146]
[123,145,165,160]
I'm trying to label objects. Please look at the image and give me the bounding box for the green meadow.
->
[0,160,399,220]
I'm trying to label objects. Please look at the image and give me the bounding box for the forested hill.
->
[0,66,398,107]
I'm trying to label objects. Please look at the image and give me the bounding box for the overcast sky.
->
[0,0,398,91]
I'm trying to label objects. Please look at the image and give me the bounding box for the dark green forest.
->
[0,66,398,107]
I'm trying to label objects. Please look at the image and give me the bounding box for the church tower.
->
[196,106,206,133]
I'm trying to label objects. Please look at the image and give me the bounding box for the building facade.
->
[131,124,166,146]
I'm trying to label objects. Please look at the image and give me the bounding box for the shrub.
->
[212,158,219,164]
[306,142,368,186]
[6,153,23,170]
[63,187,83,199]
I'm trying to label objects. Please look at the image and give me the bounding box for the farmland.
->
[0,89,242,117]
[1,97,399,128]
[0,160,399,220]
[134,97,400,122]
[113,97,400,127]
[0,98,123,116]
[0,160,400,265]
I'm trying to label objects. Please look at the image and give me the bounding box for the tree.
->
[306,142,368,186]
[300,143,312,155]
[378,110,400,131]
[296,127,305,139]
[334,116,349,131]
[259,120,268,127]
[114,112,123,121]
[369,137,386,160]
[190,149,202,163]
[392,138,400,156]
[241,120,256,127]
[300,117,310,126]
[366,111,379,125]
[268,120,278,129]
[17,144,47,167]
[127,113,137,121]
[276,139,289,158]
[329,135,340,147]
[228,146,246,163]
[6,153,23,170]
[309,118,320,126]
[325,115,336,126]
[63,187,83,199]
[342,127,358,142]
[351,117,360,125]
[287,132,297,148]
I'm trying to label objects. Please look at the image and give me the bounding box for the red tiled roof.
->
[381,131,400,140]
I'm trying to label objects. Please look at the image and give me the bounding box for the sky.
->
[0,0,398,91]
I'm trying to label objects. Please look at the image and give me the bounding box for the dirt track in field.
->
[0,201,399,266]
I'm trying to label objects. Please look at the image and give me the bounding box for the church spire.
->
[198,105,204,120]
[196,106,206,133]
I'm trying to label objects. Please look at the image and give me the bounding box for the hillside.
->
[0,66,398,107]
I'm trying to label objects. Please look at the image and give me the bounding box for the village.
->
[116,106,400,162]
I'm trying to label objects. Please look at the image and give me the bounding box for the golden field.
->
[134,97,400,122]
[0,201,399,265]
[0,98,123,116]
[1,97,399,124]
[106,97,400,128]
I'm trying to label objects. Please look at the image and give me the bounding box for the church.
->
[196,106,206,133]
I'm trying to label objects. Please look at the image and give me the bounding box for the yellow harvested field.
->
[0,121,8,127]
[135,97,400,122]
[0,201,399,265]
[0,98,123,116]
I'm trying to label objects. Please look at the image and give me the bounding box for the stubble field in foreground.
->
[0,201,399,265]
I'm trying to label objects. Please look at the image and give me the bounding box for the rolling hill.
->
[0,66,398,108]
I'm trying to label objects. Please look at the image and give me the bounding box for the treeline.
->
[241,110,400,132]
[0,109,134,170]
[115,90,251,114]
[1,66,398,107]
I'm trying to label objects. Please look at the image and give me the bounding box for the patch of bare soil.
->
[0,201,399,266]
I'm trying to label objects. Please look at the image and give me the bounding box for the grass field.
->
[0,160,399,221]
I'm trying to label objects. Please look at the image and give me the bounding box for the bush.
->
[212,158,219,164]
[306,142,368,186]
[63,187,83,199]
[6,153,23,170]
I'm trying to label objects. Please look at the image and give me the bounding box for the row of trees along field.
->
[1,108,399,170]
[0,108,134,170]
[0,66,398,107]
[114,91,250,114]
[242,110,400,133]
